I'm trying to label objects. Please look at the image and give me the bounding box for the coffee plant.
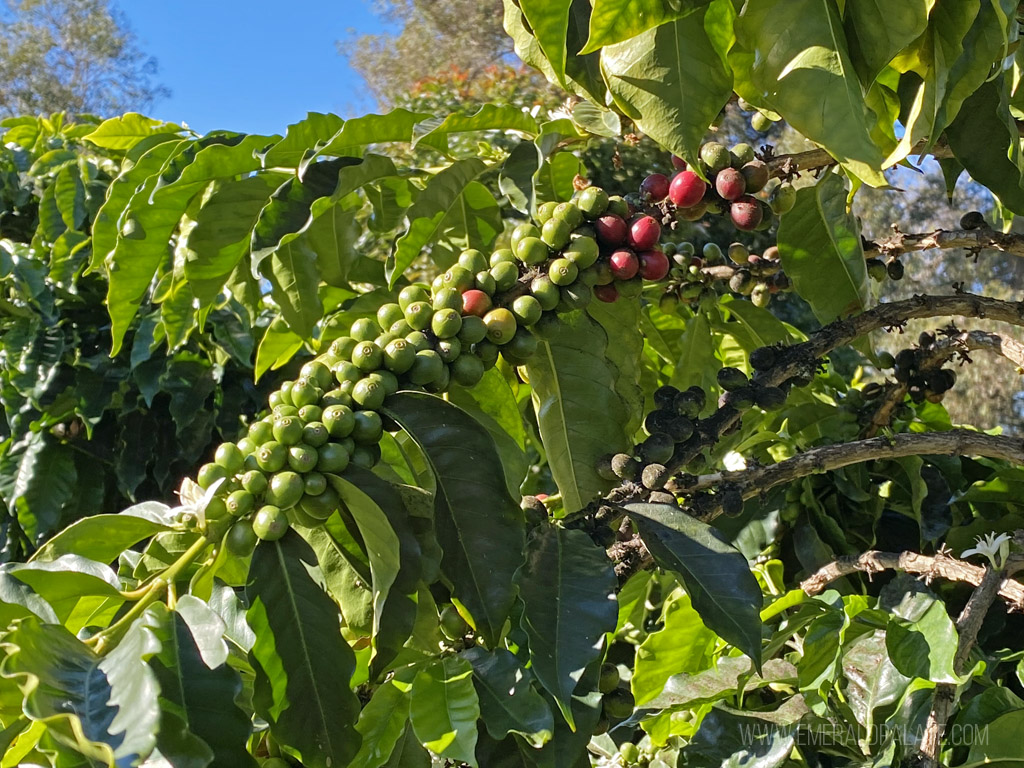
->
[4,2,1024,767]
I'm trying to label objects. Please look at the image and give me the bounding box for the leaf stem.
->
[89,535,210,654]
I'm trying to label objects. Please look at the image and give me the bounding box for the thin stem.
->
[90,535,210,654]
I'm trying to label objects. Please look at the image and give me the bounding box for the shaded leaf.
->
[246,531,361,768]
[464,647,554,748]
[627,502,763,667]
[382,393,525,647]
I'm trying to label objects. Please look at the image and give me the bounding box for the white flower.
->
[723,451,747,472]
[174,476,225,527]
[960,532,1012,569]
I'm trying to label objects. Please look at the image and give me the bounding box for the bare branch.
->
[799,551,1024,610]
[864,227,1024,261]
[670,430,1024,516]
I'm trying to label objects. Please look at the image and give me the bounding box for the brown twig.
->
[864,227,1024,261]
[800,551,1024,610]
[670,430,1024,518]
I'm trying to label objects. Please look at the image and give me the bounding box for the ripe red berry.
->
[462,289,493,318]
[671,155,687,170]
[730,196,763,231]
[595,214,627,246]
[594,283,620,303]
[535,493,548,501]
[640,173,670,202]
[669,171,706,208]
[715,167,746,201]
[628,216,661,250]
[609,249,639,280]
[638,250,670,281]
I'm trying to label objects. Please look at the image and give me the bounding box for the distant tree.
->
[0,0,168,117]
[342,0,515,108]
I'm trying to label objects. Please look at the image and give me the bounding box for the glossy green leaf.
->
[843,630,910,732]
[298,523,374,636]
[106,134,271,354]
[646,657,796,710]
[519,0,574,87]
[387,158,487,287]
[148,603,255,768]
[464,647,554,748]
[0,433,76,539]
[382,393,525,647]
[730,0,889,184]
[349,679,410,768]
[5,555,123,627]
[413,104,540,151]
[587,297,644,438]
[255,317,304,381]
[516,526,616,727]
[447,367,529,498]
[316,109,433,158]
[498,140,543,214]
[261,112,345,169]
[886,599,962,684]
[947,75,1024,214]
[31,510,172,564]
[503,0,605,103]
[532,151,583,205]
[84,113,184,151]
[409,656,480,765]
[583,0,712,52]
[777,172,868,324]
[842,0,931,83]
[631,591,717,705]
[382,723,432,768]
[602,1,734,167]
[525,309,637,513]
[964,710,1024,766]
[185,173,286,305]
[246,531,361,768]
[0,615,161,767]
[627,502,763,667]
[682,703,801,767]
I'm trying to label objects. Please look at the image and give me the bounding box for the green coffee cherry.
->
[268,471,304,509]
[215,443,244,475]
[384,339,416,374]
[329,336,358,360]
[451,354,485,387]
[273,416,304,446]
[549,258,578,286]
[515,236,548,265]
[408,350,445,385]
[577,186,609,218]
[437,338,461,363]
[197,462,228,490]
[376,302,405,332]
[457,315,488,345]
[512,295,543,326]
[350,317,377,342]
[442,265,474,292]
[398,284,430,310]
[530,275,561,311]
[510,222,541,250]
[490,247,515,266]
[302,422,330,448]
[241,470,268,496]
[563,236,599,269]
[351,341,384,372]
[432,287,462,311]
[431,308,462,339]
[322,405,355,438]
[541,217,571,250]
[458,248,489,273]
[404,301,434,331]
[553,201,583,229]
[316,442,350,473]
[484,309,517,345]
[255,441,287,473]
[352,411,384,444]
[252,506,289,541]
[490,261,520,291]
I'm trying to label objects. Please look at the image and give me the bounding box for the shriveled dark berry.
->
[749,346,777,371]
[918,331,935,348]
[754,386,787,411]
[596,454,617,481]
[960,210,987,230]
[520,496,548,525]
[611,453,640,480]
[886,259,904,280]
[720,386,756,410]
[639,433,675,464]
[644,409,677,436]
[653,385,681,411]
[674,390,703,419]
[894,349,918,374]
[719,484,744,517]
[668,415,695,442]
[642,463,670,490]
[717,367,748,392]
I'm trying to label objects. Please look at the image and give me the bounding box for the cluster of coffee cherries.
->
[598,384,707,493]
[891,333,957,404]
[658,240,791,312]
[593,663,636,736]
[639,142,795,232]
[189,183,688,550]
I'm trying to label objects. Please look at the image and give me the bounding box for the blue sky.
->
[121,1,390,136]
